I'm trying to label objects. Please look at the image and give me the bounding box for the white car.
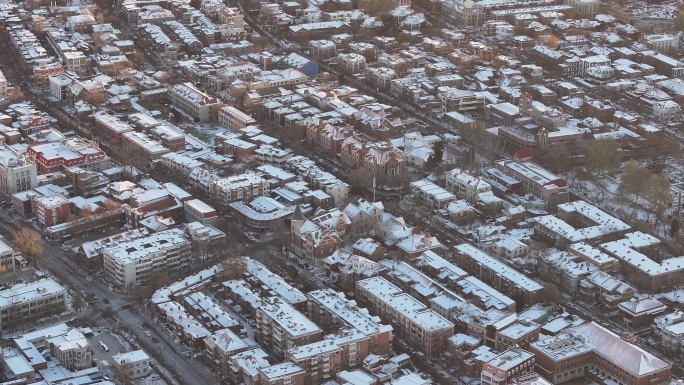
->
[145,331,152,337]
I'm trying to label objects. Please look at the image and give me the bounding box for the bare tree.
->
[80,205,94,219]
[358,0,394,16]
[541,281,560,307]
[103,199,122,212]
[586,139,621,177]
[10,228,43,267]
[619,160,650,201]
[218,254,247,281]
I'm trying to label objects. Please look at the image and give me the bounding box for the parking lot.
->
[88,331,126,365]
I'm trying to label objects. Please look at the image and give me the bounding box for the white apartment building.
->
[63,51,88,75]
[338,53,366,75]
[0,238,15,273]
[169,82,223,122]
[103,228,192,289]
[218,105,257,131]
[445,168,492,203]
[0,69,7,100]
[209,172,269,203]
[0,278,67,333]
[122,131,170,160]
[49,74,73,101]
[641,34,678,53]
[0,144,37,199]
[356,277,454,357]
[14,323,92,372]
[112,350,151,379]
[161,152,204,176]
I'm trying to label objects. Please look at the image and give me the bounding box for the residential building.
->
[122,132,170,162]
[169,82,224,122]
[531,322,670,385]
[258,363,306,385]
[532,201,631,249]
[94,114,134,144]
[601,232,684,292]
[356,276,454,357]
[618,297,666,331]
[184,199,218,226]
[445,168,492,203]
[204,328,249,366]
[481,349,535,385]
[438,89,486,116]
[410,179,456,210]
[654,311,684,355]
[161,152,204,177]
[33,195,70,227]
[307,289,393,357]
[342,199,384,237]
[338,53,367,74]
[13,323,91,374]
[218,106,257,131]
[103,228,192,289]
[0,145,37,199]
[291,207,350,267]
[255,296,323,359]
[0,70,6,100]
[494,160,568,208]
[0,279,66,333]
[209,172,269,203]
[579,271,634,317]
[27,138,109,174]
[112,350,151,379]
[286,329,369,385]
[453,244,545,307]
[641,34,678,54]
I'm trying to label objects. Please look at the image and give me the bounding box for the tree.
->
[541,282,560,306]
[670,217,680,237]
[425,140,445,170]
[357,0,393,16]
[545,34,560,49]
[644,174,671,227]
[81,91,108,106]
[72,291,84,313]
[347,167,374,195]
[218,254,247,281]
[103,198,122,212]
[619,160,650,201]
[10,228,43,267]
[586,139,621,177]
[80,205,94,219]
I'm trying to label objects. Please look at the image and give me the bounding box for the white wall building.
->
[0,278,67,333]
[112,350,151,379]
[103,228,192,289]
[0,144,37,199]
[169,82,223,122]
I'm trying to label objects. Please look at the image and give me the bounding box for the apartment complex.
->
[0,144,37,198]
[169,82,223,122]
[209,172,269,203]
[307,289,393,357]
[254,296,323,359]
[218,105,257,131]
[112,350,151,379]
[532,201,631,250]
[453,244,545,307]
[0,278,67,333]
[103,228,192,289]
[494,160,568,208]
[356,277,454,357]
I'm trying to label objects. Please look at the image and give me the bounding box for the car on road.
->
[139,325,145,330]
[103,298,109,304]
[145,331,152,337]
[151,337,158,343]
